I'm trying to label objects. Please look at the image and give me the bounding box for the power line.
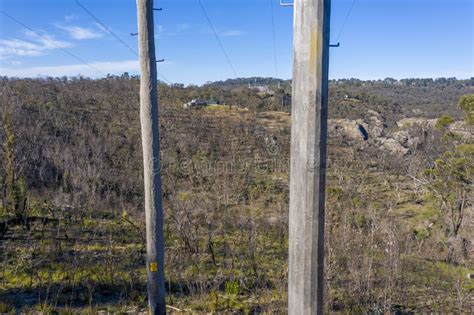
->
[73,0,172,84]
[74,0,138,56]
[198,0,238,78]
[269,0,278,78]
[334,0,357,42]
[0,10,106,76]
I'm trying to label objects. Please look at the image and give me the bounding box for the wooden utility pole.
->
[136,0,166,314]
[288,0,331,314]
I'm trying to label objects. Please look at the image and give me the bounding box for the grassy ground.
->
[1,108,473,313]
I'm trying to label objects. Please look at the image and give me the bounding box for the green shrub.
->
[435,115,454,129]
[458,94,474,125]
[0,301,14,313]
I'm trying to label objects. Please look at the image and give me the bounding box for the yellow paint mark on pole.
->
[149,262,158,272]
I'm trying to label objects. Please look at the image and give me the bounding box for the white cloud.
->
[0,60,140,78]
[0,31,71,58]
[220,30,244,37]
[0,39,45,57]
[56,25,104,40]
[24,30,71,49]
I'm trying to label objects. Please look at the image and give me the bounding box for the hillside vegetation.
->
[0,77,473,313]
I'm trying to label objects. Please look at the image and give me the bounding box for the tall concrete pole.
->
[288,0,331,314]
[136,0,166,313]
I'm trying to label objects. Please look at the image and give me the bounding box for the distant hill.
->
[204,76,473,89]
[201,77,473,126]
[204,77,287,87]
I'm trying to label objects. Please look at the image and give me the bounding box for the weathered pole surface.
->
[136,0,166,313]
[288,0,331,314]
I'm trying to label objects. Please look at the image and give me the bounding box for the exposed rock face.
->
[396,118,437,129]
[328,119,369,141]
[368,115,385,138]
[392,130,409,145]
[366,110,386,138]
[448,121,473,139]
[397,117,472,139]
[329,115,471,157]
[327,116,413,156]
[378,138,410,156]
[328,110,387,141]
[392,130,421,148]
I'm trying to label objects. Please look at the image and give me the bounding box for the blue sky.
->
[0,0,472,85]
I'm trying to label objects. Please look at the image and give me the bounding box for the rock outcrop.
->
[448,121,473,139]
[328,119,369,141]
[328,110,386,142]
[377,138,410,156]
[396,117,472,139]
[367,110,386,138]
[391,130,421,148]
[396,118,437,129]
[328,115,471,157]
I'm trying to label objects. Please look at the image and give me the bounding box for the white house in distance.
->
[255,85,273,95]
[183,98,207,109]
[183,98,221,109]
